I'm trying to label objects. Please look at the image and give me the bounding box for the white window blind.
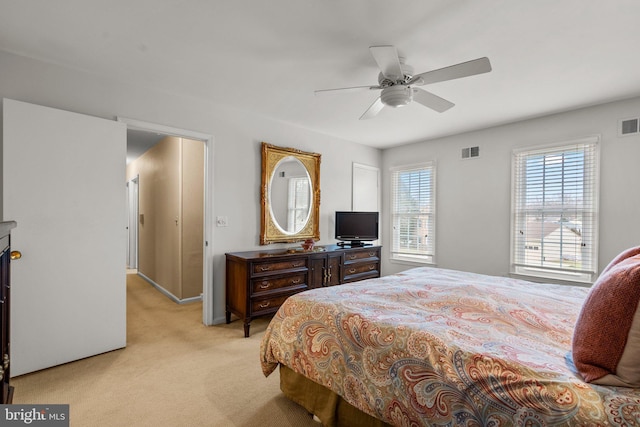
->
[511,136,599,282]
[391,162,435,263]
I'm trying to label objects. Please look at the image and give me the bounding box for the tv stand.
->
[337,241,371,247]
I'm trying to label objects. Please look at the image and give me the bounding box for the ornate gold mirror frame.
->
[260,142,321,245]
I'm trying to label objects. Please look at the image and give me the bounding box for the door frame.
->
[118,117,215,326]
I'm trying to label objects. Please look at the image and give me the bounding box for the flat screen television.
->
[335,211,379,247]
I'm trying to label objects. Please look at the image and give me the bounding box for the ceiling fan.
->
[315,45,492,120]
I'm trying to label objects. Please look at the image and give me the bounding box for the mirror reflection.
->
[269,156,311,234]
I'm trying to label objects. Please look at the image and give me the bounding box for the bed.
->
[260,266,640,426]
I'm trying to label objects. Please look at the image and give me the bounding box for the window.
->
[511,136,600,282]
[390,162,436,263]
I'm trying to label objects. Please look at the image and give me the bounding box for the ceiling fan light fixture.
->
[381,86,412,108]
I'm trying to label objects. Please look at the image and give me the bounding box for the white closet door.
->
[352,163,380,212]
[3,99,127,376]
[353,163,380,245]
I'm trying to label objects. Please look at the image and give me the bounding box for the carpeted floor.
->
[11,273,318,427]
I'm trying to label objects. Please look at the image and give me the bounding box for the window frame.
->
[510,135,600,283]
[389,161,436,265]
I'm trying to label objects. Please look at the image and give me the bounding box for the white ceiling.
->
[2,0,640,149]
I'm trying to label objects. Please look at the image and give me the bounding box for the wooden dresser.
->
[0,221,17,404]
[226,244,381,337]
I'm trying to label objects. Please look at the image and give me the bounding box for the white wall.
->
[381,96,640,281]
[0,50,381,324]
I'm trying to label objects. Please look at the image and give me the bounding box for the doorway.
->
[120,117,214,326]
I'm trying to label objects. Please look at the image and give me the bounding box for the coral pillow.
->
[572,246,640,387]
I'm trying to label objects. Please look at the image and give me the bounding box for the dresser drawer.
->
[251,274,307,295]
[251,292,302,315]
[343,248,380,263]
[252,258,308,276]
[343,262,379,282]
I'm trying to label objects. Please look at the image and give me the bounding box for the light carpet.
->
[11,273,318,427]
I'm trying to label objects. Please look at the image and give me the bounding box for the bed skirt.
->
[279,364,391,427]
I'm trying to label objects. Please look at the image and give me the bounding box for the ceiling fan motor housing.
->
[381,86,413,108]
[377,61,414,86]
[378,60,414,107]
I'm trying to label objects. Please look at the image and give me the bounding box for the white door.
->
[353,163,380,245]
[352,163,380,212]
[3,99,127,376]
[126,176,139,269]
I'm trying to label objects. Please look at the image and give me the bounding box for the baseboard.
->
[136,272,203,304]
[179,295,202,305]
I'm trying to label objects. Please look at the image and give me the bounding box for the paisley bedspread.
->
[260,267,640,426]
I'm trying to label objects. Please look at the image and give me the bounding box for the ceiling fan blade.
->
[369,45,404,80]
[359,97,385,120]
[410,57,492,86]
[412,88,455,113]
[314,85,380,96]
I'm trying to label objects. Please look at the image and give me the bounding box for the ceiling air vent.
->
[461,146,480,159]
[619,117,639,137]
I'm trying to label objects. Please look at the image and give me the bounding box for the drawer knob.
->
[291,278,301,284]
[369,265,375,270]
[259,265,272,271]
[347,255,356,260]
[258,282,271,289]
[348,268,356,274]
[369,252,376,257]
[259,301,271,309]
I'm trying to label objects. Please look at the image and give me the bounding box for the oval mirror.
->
[268,156,311,234]
[261,143,320,245]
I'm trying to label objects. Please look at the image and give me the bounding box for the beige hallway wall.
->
[181,138,205,298]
